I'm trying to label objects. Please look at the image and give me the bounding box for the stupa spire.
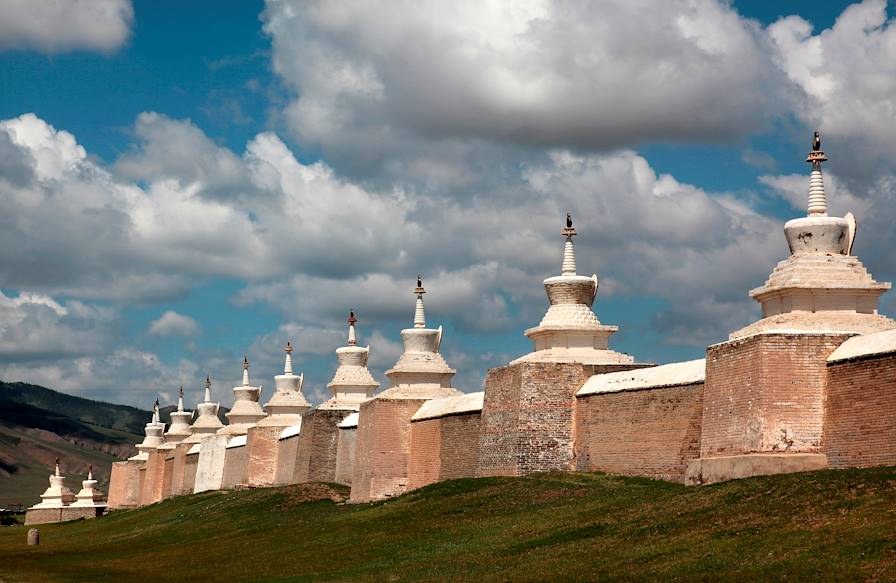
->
[88,464,93,481]
[151,399,160,424]
[348,310,358,346]
[204,375,211,403]
[414,274,426,328]
[284,340,294,374]
[242,356,250,386]
[177,386,184,412]
[54,457,60,477]
[562,212,577,276]
[806,130,829,217]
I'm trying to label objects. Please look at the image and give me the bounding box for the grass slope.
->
[3,468,896,582]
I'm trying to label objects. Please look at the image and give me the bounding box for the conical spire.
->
[414,274,426,328]
[88,464,93,481]
[348,310,357,346]
[177,386,184,412]
[806,130,829,217]
[54,457,60,477]
[242,356,250,386]
[152,399,160,424]
[204,375,212,403]
[284,340,294,374]
[562,212,577,276]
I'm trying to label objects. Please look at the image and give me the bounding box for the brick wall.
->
[107,460,142,509]
[351,398,426,502]
[247,426,284,487]
[825,353,896,468]
[24,508,63,525]
[139,450,167,506]
[167,444,191,497]
[182,452,199,494]
[575,383,703,482]
[221,445,248,489]
[334,427,356,486]
[276,435,299,485]
[408,412,481,490]
[701,333,851,458]
[293,409,353,484]
[478,362,645,477]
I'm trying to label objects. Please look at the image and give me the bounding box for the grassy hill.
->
[3,467,896,581]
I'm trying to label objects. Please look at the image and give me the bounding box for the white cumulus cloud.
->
[147,311,201,337]
[0,0,133,53]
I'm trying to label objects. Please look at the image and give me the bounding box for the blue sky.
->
[2,0,896,408]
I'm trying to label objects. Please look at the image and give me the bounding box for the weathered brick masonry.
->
[246,426,284,487]
[334,426,356,486]
[701,332,852,457]
[293,408,354,483]
[825,352,896,468]
[409,411,482,489]
[575,384,703,482]
[107,460,141,509]
[478,362,647,476]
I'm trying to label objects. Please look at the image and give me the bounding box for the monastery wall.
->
[194,434,228,493]
[139,450,167,506]
[107,460,142,509]
[334,425,356,486]
[221,441,248,489]
[182,451,199,495]
[408,411,482,490]
[824,331,896,468]
[293,409,353,483]
[275,432,300,485]
[351,397,427,502]
[700,332,851,457]
[247,426,286,487]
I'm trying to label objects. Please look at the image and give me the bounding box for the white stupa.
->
[319,310,379,410]
[129,400,166,461]
[182,377,224,444]
[513,214,635,365]
[378,277,461,399]
[70,464,106,509]
[732,132,895,338]
[29,458,76,509]
[256,341,311,427]
[219,357,267,435]
[160,386,193,448]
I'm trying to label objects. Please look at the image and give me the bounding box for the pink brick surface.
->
[293,408,353,484]
[107,460,142,509]
[701,333,851,457]
[334,427,356,486]
[221,445,248,489]
[247,426,284,487]
[825,353,896,468]
[575,384,703,482]
[408,412,482,490]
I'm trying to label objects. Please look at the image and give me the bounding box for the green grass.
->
[3,468,896,582]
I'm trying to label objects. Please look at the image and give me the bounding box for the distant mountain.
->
[0,381,227,508]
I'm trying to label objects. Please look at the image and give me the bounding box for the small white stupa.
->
[160,386,194,448]
[29,458,76,508]
[219,357,267,435]
[732,132,895,338]
[513,214,635,365]
[379,276,461,399]
[70,464,106,509]
[129,400,166,461]
[182,377,224,444]
[319,310,379,410]
[256,341,311,427]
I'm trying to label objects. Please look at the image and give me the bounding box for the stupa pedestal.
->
[294,313,380,485]
[351,280,461,502]
[248,341,311,487]
[480,217,649,477]
[687,135,896,485]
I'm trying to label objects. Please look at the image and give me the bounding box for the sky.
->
[1,0,896,410]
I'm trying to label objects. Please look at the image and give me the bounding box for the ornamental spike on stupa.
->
[182,376,224,443]
[379,277,460,399]
[258,339,311,427]
[162,385,194,446]
[220,357,267,435]
[512,214,637,366]
[320,310,379,410]
[130,399,166,460]
[731,131,895,338]
[71,463,106,509]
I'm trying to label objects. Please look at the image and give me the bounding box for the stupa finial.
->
[152,399,160,424]
[88,464,93,481]
[347,309,358,346]
[204,375,212,403]
[242,356,250,386]
[177,385,184,412]
[414,274,426,328]
[561,212,577,276]
[283,340,294,374]
[806,130,829,217]
[54,457,60,477]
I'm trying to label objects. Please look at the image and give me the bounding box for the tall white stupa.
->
[219,357,267,435]
[28,458,76,509]
[160,386,193,447]
[182,377,223,444]
[319,311,379,410]
[129,400,166,461]
[256,341,311,427]
[378,277,461,399]
[732,132,895,338]
[513,214,635,365]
